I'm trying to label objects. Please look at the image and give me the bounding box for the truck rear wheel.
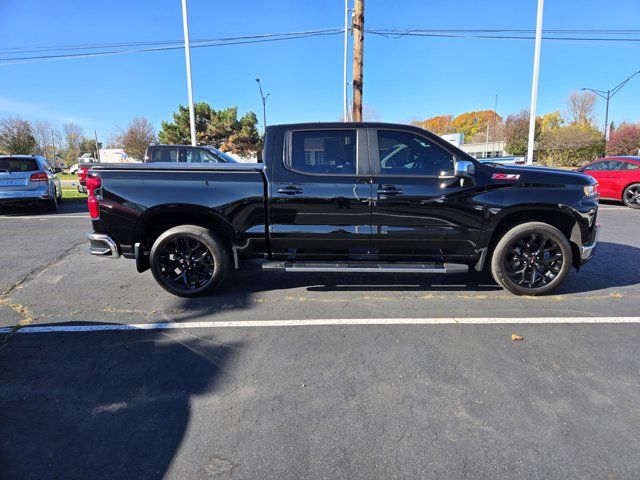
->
[150,225,230,297]
[490,221,572,296]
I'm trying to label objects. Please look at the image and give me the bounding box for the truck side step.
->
[262,261,468,274]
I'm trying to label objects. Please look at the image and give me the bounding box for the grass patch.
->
[61,188,86,201]
[57,173,77,181]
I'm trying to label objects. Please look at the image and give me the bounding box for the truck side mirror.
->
[454,159,475,178]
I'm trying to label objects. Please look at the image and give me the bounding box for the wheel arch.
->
[136,204,235,257]
[485,207,582,270]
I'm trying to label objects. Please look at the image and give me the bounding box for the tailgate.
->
[0,172,37,191]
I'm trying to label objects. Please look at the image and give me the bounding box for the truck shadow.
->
[210,241,638,299]
[0,324,241,479]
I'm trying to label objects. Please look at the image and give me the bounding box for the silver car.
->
[0,155,63,211]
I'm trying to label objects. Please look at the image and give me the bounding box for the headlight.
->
[583,184,598,197]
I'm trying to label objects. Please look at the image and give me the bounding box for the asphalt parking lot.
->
[1,202,639,479]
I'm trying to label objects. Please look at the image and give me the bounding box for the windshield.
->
[0,157,39,172]
[208,148,237,163]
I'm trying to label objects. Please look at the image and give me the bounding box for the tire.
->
[150,225,230,297]
[622,183,640,209]
[46,189,59,212]
[490,221,572,296]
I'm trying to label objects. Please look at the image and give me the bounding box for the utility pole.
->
[94,131,100,160]
[181,0,197,146]
[255,78,269,135]
[351,0,364,122]
[582,69,640,142]
[343,0,351,121]
[526,0,544,165]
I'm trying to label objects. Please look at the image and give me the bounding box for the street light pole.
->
[255,78,269,134]
[526,0,544,165]
[582,69,640,141]
[181,0,197,146]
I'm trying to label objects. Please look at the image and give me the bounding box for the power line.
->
[1,28,639,55]
[1,27,639,66]
[0,30,343,66]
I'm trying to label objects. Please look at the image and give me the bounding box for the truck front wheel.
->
[150,225,230,297]
[490,222,572,296]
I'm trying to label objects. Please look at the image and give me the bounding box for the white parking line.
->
[0,215,88,220]
[1,317,639,334]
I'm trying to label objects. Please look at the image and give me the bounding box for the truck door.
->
[368,128,484,261]
[268,128,373,259]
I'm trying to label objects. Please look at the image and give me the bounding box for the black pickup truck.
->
[85,122,599,297]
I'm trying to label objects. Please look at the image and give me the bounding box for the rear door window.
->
[289,130,357,175]
[150,148,178,162]
[0,158,39,172]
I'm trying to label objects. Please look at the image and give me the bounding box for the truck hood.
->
[485,163,596,186]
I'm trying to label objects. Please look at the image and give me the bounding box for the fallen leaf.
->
[511,334,524,341]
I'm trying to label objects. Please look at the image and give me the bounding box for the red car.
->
[578,156,640,209]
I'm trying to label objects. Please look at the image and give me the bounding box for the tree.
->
[31,120,54,157]
[538,124,604,167]
[413,115,454,135]
[159,103,261,155]
[567,91,596,126]
[504,110,536,156]
[450,110,502,141]
[117,116,155,161]
[606,123,640,156]
[62,123,84,165]
[539,111,564,132]
[79,137,101,158]
[0,117,36,154]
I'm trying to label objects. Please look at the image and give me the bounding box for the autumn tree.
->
[0,117,36,154]
[450,110,502,142]
[117,116,156,161]
[567,91,596,126]
[504,111,535,156]
[62,123,84,165]
[159,103,261,155]
[413,115,454,135]
[606,123,640,156]
[539,111,564,132]
[538,124,604,167]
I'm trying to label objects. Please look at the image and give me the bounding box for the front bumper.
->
[88,233,120,258]
[580,222,600,263]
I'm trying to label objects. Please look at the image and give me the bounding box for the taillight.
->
[77,167,89,185]
[30,172,48,182]
[86,176,101,220]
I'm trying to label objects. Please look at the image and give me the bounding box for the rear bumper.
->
[87,233,120,258]
[580,222,600,263]
[0,186,51,203]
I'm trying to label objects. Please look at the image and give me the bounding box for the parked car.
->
[578,156,640,209]
[144,144,237,164]
[0,155,62,211]
[84,122,599,297]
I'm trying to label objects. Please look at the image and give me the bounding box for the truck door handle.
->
[377,186,403,196]
[277,185,303,195]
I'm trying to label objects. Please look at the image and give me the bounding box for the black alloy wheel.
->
[150,225,230,297]
[157,237,215,291]
[623,183,640,209]
[504,233,563,288]
[491,221,572,295]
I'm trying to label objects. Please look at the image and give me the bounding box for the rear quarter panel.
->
[91,168,266,257]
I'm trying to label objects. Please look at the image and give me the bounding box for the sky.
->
[0,0,639,144]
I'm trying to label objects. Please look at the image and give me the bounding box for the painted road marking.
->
[0,215,88,220]
[1,317,639,334]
